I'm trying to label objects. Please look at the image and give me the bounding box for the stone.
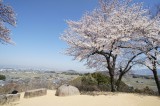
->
[0,93,20,105]
[6,93,20,103]
[55,84,80,96]
[24,88,47,98]
[0,95,7,105]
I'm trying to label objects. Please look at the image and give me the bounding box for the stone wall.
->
[24,88,47,98]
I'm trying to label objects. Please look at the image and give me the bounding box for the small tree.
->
[0,74,6,80]
[0,0,16,44]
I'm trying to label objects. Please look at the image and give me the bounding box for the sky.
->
[0,0,160,72]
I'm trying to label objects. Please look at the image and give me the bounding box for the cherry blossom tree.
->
[143,47,160,95]
[61,0,160,92]
[0,0,16,44]
[133,14,160,95]
[129,38,160,95]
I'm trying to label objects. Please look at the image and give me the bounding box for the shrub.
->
[69,74,99,91]
[69,72,131,92]
[81,74,98,85]
[0,75,6,81]
[68,76,82,88]
[134,86,156,95]
[91,72,111,91]
[134,88,142,93]
[91,72,110,85]
[118,81,134,92]
[70,72,111,91]
[142,86,155,94]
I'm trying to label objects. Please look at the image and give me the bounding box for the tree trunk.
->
[110,75,115,92]
[152,70,160,95]
[109,70,116,92]
[116,73,123,91]
[105,54,117,92]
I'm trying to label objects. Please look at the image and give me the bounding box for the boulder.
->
[0,93,20,105]
[55,84,80,96]
[0,95,7,105]
[6,93,20,102]
[24,88,47,98]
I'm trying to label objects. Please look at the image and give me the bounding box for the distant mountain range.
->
[133,69,160,75]
[97,69,160,76]
[1,65,160,76]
